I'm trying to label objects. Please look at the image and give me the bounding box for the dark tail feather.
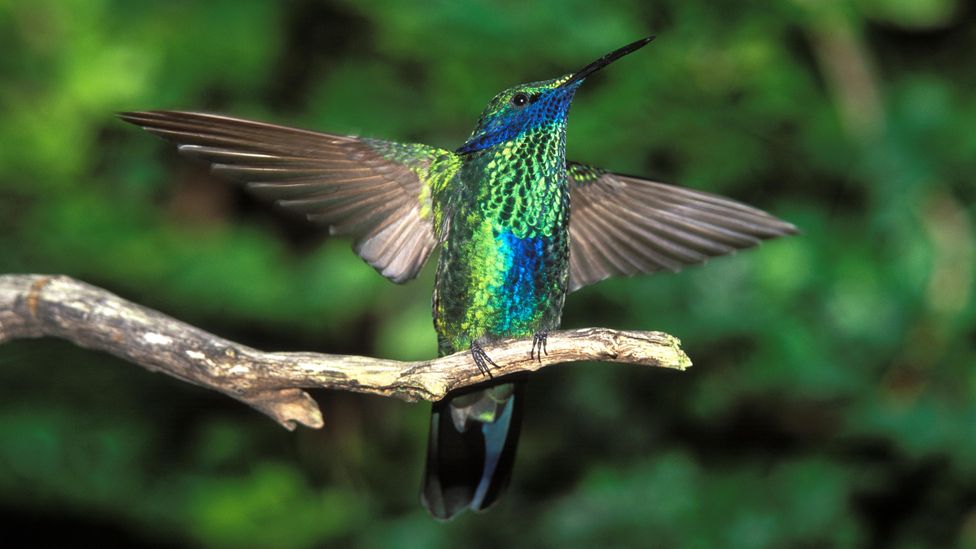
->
[421,381,524,520]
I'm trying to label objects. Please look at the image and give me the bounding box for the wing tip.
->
[117,109,193,130]
[116,109,173,121]
[759,217,801,239]
[781,220,801,236]
[116,110,152,126]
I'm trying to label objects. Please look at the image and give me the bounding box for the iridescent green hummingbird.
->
[120,35,796,519]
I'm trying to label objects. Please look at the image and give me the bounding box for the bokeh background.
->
[2,0,975,546]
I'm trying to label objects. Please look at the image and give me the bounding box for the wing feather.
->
[120,110,457,283]
[567,162,797,291]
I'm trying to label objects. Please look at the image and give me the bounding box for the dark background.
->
[2,0,975,547]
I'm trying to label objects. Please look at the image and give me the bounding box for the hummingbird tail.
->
[421,381,525,520]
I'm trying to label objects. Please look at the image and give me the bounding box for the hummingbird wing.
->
[119,111,457,283]
[566,162,797,292]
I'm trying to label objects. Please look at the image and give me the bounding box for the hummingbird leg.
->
[470,340,498,379]
[531,331,549,362]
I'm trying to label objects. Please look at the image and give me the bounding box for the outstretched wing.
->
[119,110,457,283]
[566,162,797,292]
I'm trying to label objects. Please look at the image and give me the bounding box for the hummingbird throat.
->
[476,122,569,238]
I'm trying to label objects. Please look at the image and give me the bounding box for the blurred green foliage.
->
[1,0,974,547]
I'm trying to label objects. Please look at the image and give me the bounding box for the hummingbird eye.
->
[511,93,529,107]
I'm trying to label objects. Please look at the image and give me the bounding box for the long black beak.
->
[557,35,655,89]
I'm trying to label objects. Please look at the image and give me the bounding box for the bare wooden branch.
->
[0,274,692,430]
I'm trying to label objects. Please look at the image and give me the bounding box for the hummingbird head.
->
[456,36,655,155]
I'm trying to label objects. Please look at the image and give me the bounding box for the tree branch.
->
[0,274,692,430]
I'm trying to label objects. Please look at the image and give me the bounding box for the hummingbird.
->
[120,35,796,519]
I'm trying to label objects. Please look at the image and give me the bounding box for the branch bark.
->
[0,274,692,430]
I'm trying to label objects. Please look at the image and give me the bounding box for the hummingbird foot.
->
[530,331,549,362]
[470,340,498,379]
